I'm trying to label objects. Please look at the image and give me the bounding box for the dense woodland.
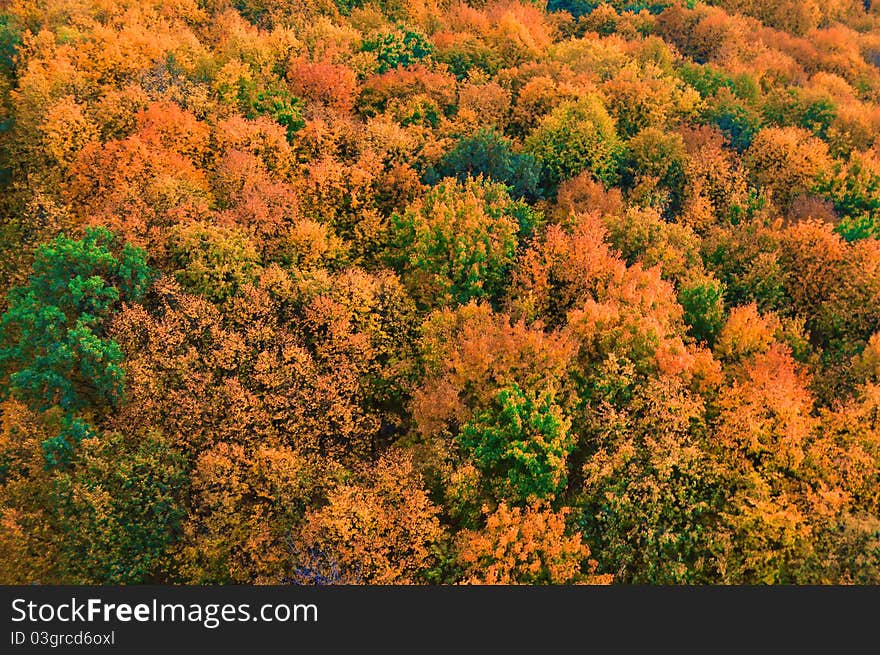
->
[4,0,880,584]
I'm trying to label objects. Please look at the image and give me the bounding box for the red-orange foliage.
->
[508,212,624,326]
[214,149,300,259]
[358,64,457,120]
[108,275,383,460]
[65,103,214,254]
[287,57,358,114]
[456,502,611,584]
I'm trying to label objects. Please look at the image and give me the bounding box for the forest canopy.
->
[3,0,880,584]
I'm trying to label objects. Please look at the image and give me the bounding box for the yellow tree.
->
[292,449,444,584]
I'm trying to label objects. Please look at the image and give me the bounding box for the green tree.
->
[524,94,624,192]
[458,384,574,504]
[50,429,188,583]
[576,376,723,583]
[237,80,304,144]
[363,28,433,74]
[389,177,538,309]
[814,152,880,241]
[622,127,688,218]
[679,273,726,345]
[763,88,836,141]
[0,227,151,464]
[426,128,542,201]
[705,89,763,151]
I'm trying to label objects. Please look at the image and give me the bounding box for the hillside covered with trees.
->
[3,0,880,584]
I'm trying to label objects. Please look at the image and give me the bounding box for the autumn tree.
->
[507,211,625,327]
[181,441,323,584]
[65,105,214,255]
[456,502,611,584]
[287,57,359,114]
[779,219,880,366]
[744,126,832,211]
[710,343,821,583]
[167,221,263,304]
[601,62,700,139]
[291,449,443,584]
[0,398,63,583]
